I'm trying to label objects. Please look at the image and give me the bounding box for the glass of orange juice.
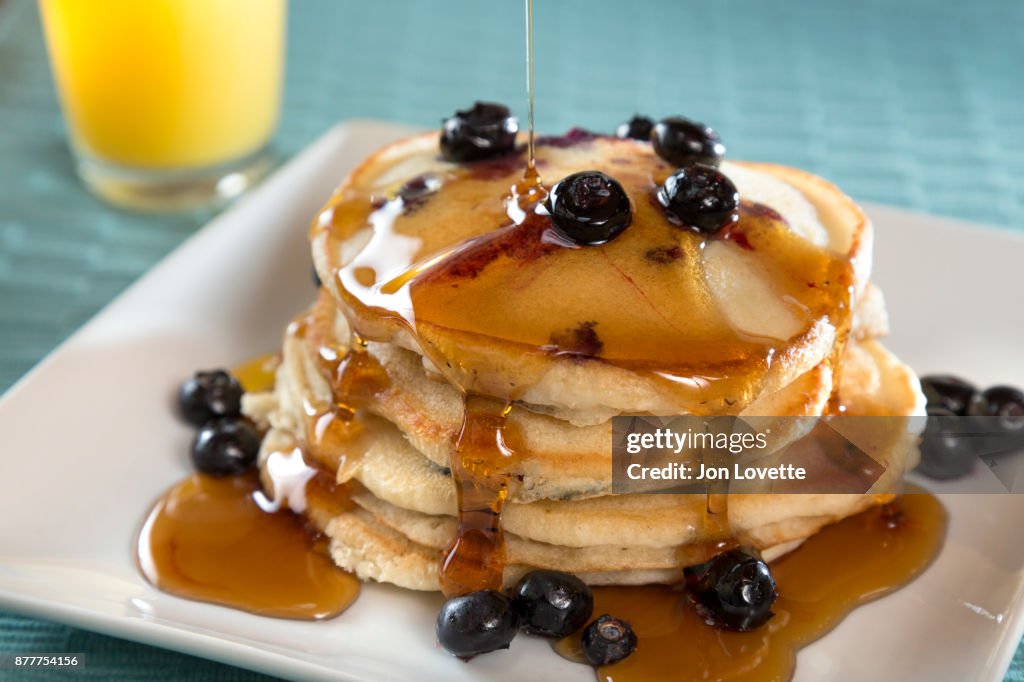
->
[39,0,286,212]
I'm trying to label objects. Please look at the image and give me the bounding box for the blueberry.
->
[615,115,654,141]
[684,546,776,632]
[547,171,632,245]
[580,614,637,666]
[440,102,518,163]
[178,370,243,426]
[657,164,740,235]
[652,117,725,167]
[968,386,1024,432]
[915,406,975,480]
[921,375,977,416]
[436,590,519,660]
[512,570,594,638]
[190,418,261,476]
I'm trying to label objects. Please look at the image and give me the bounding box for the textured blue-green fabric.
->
[0,0,1022,679]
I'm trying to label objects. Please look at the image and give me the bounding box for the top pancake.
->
[312,132,871,415]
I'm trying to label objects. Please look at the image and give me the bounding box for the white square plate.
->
[1,121,1023,682]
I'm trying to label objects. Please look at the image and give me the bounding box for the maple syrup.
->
[136,464,359,619]
[524,0,537,179]
[230,352,279,392]
[509,0,546,224]
[555,489,947,681]
[439,395,521,597]
[287,300,391,472]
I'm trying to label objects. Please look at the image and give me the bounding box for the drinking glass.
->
[39,0,286,211]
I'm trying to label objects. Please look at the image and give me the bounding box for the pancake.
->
[241,128,925,597]
[246,329,923,591]
[249,284,891,501]
[310,132,872,417]
[251,403,913,549]
[324,502,815,591]
[253,422,884,592]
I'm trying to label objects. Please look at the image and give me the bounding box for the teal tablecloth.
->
[1,0,1022,679]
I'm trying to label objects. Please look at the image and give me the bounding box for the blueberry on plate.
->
[615,115,655,141]
[684,546,776,632]
[440,102,519,163]
[190,418,261,476]
[178,369,243,426]
[967,385,1024,432]
[512,570,594,638]
[652,116,725,167]
[580,614,637,666]
[920,375,977,416]
[547,171,632,245]
[657,164,739,235]
[914,406,975,480]
[436,590,519,659]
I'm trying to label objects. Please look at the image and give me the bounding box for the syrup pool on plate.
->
[136,469,359,619]
[554,489,947,682]
[136,354,361,619]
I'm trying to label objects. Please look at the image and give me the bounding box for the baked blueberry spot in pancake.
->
[545,321,603,360]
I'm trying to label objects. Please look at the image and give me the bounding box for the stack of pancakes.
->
[243,132,924,592]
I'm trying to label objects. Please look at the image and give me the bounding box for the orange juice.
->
[39,0,285,170]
